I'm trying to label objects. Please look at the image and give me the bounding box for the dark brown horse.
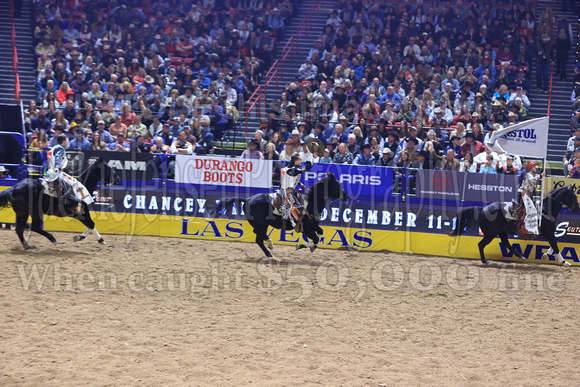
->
[213,172,349,258]
[449,186,580,265]
[0,158,119,249]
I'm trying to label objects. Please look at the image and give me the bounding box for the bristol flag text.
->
[485,117,549,159]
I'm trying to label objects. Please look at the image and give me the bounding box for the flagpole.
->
[539,116,549,231]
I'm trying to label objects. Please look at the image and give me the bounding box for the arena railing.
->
[244,85,262,135]
[280,37,294,80]
[294,0,322,60]
[264,60,279,112]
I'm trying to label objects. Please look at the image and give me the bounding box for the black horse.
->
[0,157,120,249]
[449,186,580,265]
[213,172,349,258]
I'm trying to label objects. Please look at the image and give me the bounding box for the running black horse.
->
[213,172,349,258]
[449,186,580,265]
[0,157,120,249]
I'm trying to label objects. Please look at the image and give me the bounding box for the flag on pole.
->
[485,117,549,159]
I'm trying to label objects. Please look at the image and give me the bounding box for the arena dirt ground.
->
[1,230,579,386]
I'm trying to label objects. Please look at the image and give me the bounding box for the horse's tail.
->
[211,197,246,217]
[448,206,482,236]
[0,188,13,209]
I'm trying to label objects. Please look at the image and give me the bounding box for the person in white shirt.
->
[473,147,498,169]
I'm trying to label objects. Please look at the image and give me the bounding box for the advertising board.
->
[174,155,272,188]
[416,169,518,203]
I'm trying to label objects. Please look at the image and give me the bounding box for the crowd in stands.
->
[23,0,579,182]
[26,0,296,160]
[564,16,580,178]
[245,0,567,176]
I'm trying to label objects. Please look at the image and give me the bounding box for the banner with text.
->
[463,173,519,203]
[416,170,518,202]
[174,155,272,188]
[485,116,549,159]
[544,176,580,201]
[66,150,158,181]
[300,163,394,200]
[415,170,466,201]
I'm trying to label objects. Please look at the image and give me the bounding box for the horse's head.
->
[325,172,348,202]
[565,185,580,213]
[91,157,121,186]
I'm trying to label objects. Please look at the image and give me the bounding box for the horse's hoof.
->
[73,235,85,242]
[266,239,273,250]
[562,260,572,267]
[481,259,491,265]
[24,244,36,250]
[518,255,526,261]
[51,240,57,246]
[310,245,317,253]
[542,253,549,260]
[98,238,106,245]
[296,243,304,250]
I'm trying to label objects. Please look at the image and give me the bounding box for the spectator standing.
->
[555,28,571,81]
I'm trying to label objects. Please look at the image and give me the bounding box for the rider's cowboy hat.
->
[306,138,325,154]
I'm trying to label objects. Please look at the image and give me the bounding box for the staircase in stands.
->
[0,0,36,107]
[527,1,578,164]
[224,0,336,144]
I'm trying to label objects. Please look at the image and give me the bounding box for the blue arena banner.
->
[300,163,394,201]
[90,185,580,245]
[463,172,519,203]
[415,170,465,201]
[415,169,518,203]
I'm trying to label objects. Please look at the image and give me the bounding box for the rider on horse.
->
[519,161,545,236]
[45,134,94,215]
[280,153,312,232]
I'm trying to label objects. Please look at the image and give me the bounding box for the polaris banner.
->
[415,170,518,202]
[174,155,272,188]
[300,163,394,201]
[66,150,158,181]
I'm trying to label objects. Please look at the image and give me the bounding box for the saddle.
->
[41,178,83,216]
[271,190,305,232]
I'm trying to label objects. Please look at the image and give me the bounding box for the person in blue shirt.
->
[479,154,497,174]
[67,129,91,150]
[447,136,463,159]
[380,86,402,111]
[353,144,376,165]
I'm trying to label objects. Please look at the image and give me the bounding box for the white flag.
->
[485,116,549,159]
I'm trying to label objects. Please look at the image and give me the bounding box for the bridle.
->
[544,191,577,213]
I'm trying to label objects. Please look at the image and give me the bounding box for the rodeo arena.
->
[3,0,580,384]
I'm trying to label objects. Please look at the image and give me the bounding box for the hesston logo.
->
[431,174,452,190]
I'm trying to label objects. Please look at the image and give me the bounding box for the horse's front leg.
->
[254,227,274,258]
[74,207,106,245]
[543,234,571,266]
[296,223,320,253]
